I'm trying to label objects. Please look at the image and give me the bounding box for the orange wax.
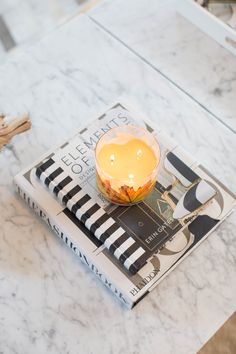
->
[97,137,158,190]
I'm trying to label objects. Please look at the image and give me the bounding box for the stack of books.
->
[14,102,236,308]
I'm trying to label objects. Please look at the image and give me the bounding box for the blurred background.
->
[0,0,101,63]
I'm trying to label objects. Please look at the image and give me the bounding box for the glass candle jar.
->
[95,125,160,205]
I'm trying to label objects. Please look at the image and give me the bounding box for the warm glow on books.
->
[97,137,157,189]
[95,127,160,204]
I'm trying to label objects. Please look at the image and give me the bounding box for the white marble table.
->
[90,0,236,132]
[0,3,235,354]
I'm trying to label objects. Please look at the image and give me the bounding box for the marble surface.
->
[0,11,235,354]
[0,0,92,63]
[90,0,236,132]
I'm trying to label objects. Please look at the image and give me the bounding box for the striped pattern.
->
[35,158,148,274]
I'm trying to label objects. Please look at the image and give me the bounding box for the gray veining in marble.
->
[90,0,236,132]
[0,13,235,354]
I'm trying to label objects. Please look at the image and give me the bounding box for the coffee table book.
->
[14,102,236,309]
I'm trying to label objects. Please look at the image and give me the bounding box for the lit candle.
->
[95,125,160,205]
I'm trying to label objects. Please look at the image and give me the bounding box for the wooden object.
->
[0,113,31,150]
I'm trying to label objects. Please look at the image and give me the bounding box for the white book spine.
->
[14,178,134,309]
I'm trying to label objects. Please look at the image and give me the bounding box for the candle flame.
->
[97,138,158,189]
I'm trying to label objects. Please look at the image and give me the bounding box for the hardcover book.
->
[14,102,236,309]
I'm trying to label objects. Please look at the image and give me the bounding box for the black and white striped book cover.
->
[14,102,236,308]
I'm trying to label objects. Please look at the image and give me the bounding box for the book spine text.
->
[14,180,132,309]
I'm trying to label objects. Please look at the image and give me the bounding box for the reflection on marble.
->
[0,14,235,354]
[90,0,236,132]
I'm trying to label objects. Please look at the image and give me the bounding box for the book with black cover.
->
[14,102,236,308]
